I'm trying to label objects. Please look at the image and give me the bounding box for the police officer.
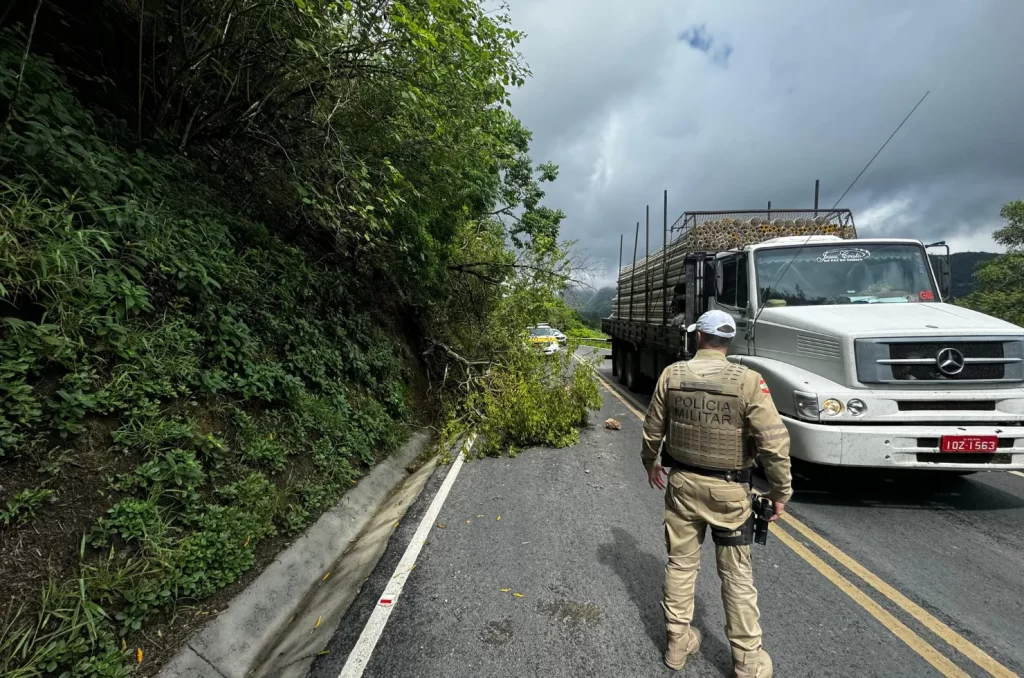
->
[641,310,792,677]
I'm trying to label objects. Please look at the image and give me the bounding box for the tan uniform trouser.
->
[663,468,762,661]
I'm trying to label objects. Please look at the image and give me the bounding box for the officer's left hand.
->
[648,463,669,490]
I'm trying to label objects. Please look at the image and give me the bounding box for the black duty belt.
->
[661,455,752,484]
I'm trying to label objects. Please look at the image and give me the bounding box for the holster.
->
[711,514,754,547]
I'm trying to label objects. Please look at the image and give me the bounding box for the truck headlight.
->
[794,392,819,421]
[821,399,843,416]
[847,399,867,416]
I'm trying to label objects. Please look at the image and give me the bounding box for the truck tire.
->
[625,350,642,393]
[611,345,620,378]
[617,347,630,386]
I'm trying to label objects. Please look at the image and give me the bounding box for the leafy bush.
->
[0,487,56,528]
[472,349,601,456]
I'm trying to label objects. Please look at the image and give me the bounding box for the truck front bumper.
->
[784,418,1024,470]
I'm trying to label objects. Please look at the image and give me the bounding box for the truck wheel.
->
[617,348,630,386]
[611,346,620,377]
[625,350,641,392]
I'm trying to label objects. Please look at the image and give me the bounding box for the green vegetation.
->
[0,487,56,528]
[959,201,1024,325]
[468,348,599,457]
[565,327,610,349]
[947,252,999,299]
[0,0,600,673]
[0,37,408,675]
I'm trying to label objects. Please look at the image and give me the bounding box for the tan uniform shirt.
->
[642,349,794,503]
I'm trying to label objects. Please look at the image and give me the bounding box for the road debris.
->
[604,418,621,430]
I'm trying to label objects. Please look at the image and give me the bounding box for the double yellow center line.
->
[590,364,1018,678]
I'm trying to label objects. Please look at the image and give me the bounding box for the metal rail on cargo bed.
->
[602,251,713,361]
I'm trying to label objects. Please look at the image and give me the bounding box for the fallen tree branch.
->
[423,339,489,369]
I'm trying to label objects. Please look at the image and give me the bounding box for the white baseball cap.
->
[686,310,737,338]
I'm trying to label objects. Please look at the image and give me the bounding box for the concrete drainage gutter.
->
[159,429,433,678]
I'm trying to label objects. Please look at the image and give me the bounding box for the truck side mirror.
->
[925,241,951,302]
[713,261,724,299]
[703,260,717,301]
[935,256,951,301]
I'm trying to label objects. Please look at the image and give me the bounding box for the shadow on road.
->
[596,527,732,675]
[789,461,1024,511]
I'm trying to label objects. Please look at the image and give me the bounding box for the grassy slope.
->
[0,48,417,675]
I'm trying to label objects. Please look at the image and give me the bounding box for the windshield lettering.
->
[815,248,871,263]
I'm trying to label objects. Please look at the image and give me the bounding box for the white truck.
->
[603,209,1024,473]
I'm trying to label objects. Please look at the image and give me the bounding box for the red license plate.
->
[940,435,998,453]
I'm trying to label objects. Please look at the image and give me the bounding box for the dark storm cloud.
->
[678,24,732,66]
[506,0,1024,285]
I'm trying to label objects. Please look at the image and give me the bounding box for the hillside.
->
[564,286,615,321]
[0,4,598,674]
[947,251,999,299]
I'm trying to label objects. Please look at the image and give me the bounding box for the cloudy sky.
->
[504,0,1024,285]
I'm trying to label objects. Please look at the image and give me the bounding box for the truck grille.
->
[889,342,1003,380]
[855,336,1024,384]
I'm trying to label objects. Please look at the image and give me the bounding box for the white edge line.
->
[1011,471,1024,479]
[338,434,475,678]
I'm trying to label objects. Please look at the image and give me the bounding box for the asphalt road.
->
[308,347,1024,678]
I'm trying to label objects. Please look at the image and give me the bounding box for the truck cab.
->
[711,236,1024,471]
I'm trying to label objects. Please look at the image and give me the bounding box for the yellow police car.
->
[528,326,561,356]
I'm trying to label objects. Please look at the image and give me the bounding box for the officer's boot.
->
[664,622,701,670]
[733,648,773,678]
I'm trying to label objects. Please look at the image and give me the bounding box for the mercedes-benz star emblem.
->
[935,347,966,376]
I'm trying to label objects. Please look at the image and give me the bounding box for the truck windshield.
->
[754,243,938,306]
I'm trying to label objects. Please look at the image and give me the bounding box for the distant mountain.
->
[931,251,999,299]
[563,287,595,310]
[564,286,616,321]
[582,287,616,318]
